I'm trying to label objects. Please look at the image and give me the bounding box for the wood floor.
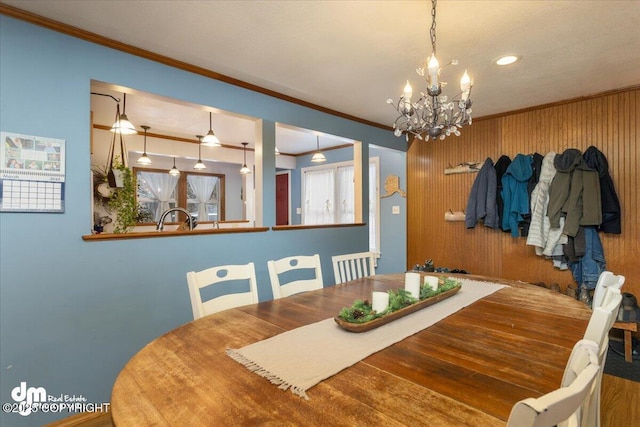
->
[602,374,640,427]
[45,374,638,427]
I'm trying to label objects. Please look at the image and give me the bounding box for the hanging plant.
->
[108,157,138,233]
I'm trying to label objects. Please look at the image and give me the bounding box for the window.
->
[186,174,221,222]
[301,158,380,253]
[135,168,225,223]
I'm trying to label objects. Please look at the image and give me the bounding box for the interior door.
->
[276,172,289,225]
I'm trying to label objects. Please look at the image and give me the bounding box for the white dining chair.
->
[267,254,323,299]
[591,271,625,310]
[186,262,259,320]
[332,251,376,284]
[507,339,600,427]
[573,287,623,427]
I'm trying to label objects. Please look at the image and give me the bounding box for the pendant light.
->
[136,125,152,165]
[311,135,326,162]
[169,157,180,176]
[240,142,251,174]
[202,112,221,146]
[110,93,137,135]
[193,135,206,170]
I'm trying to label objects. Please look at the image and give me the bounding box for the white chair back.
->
[267,254,323,299]
[332,251,376,284]
[507,340,600,427]
[562,339,600,387]
[578,287,622,427]
[584,287,622,352]
[591,271,625,310]
[186,262,259,320]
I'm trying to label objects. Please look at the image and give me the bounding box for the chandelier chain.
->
[430,0,437,56]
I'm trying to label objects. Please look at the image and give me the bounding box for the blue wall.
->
[0,17,406,425]
[371,145,407,274]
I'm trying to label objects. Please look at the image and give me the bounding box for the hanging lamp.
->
[193,135,206,170]
[387,0,473,141]
[110,93,137,135]
[240,142,251,174]
[136,125,152,165]
[202,112,221,146]
[169,157,180,176]
[311,136,326,162]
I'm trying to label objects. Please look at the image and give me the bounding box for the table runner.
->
[227,278,506,399]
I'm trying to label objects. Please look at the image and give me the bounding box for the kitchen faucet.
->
[156,207,196,231]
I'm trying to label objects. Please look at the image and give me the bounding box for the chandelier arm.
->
[431,97,440,123]
[391,98,402,113]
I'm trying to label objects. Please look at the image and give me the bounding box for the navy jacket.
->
[583,146,621,234]
[465,157,499,229]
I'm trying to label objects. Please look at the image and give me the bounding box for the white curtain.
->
[336,165,354,224]
[139,171,179,220]
[187,175,217,221]
[301,159,379,253]
[304,168,335,224]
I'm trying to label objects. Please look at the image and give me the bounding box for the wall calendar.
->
[0,131,66,213]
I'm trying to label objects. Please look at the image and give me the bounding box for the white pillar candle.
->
[405,272,421,299]
[424,275,439,291]
[372,291,390,313]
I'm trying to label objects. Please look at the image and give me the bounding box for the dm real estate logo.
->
[4,382,110,417]
[10,382,46,416]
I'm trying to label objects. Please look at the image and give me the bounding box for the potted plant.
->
[107,158,138,233]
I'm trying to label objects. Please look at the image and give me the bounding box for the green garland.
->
[338,277,460,323]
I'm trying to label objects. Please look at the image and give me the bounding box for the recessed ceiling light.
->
[495,55,520,66]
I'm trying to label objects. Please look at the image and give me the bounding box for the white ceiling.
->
[4,0,640,153]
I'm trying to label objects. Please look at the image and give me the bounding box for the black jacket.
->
[583,146,621,234]
[494,155,512,232]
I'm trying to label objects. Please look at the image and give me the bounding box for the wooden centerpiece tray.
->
[334,284,461,333]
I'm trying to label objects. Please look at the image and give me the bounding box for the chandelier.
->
[387,0,473,141]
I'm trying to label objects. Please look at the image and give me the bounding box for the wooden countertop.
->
[111,273,591,426]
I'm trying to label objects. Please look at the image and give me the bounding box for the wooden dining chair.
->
[267,254,323,299]
[332,251,376,284]
[574,287,623,427]
[186,262,259,320]
[591,271,625,310]
[507,339,600,427]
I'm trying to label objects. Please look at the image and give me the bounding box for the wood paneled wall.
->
[408,88,639,297]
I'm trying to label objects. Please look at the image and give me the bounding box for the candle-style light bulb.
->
[427,53,440,88]
[460,70,471,101]
[403,80,413,100]
[401,80,413,115]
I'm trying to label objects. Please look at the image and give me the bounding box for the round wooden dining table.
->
[111,273,592,426]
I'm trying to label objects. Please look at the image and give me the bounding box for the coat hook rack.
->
[444,161,483,175]
[444,210,466,222]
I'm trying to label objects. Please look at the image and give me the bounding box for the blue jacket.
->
[501,154,533,237]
